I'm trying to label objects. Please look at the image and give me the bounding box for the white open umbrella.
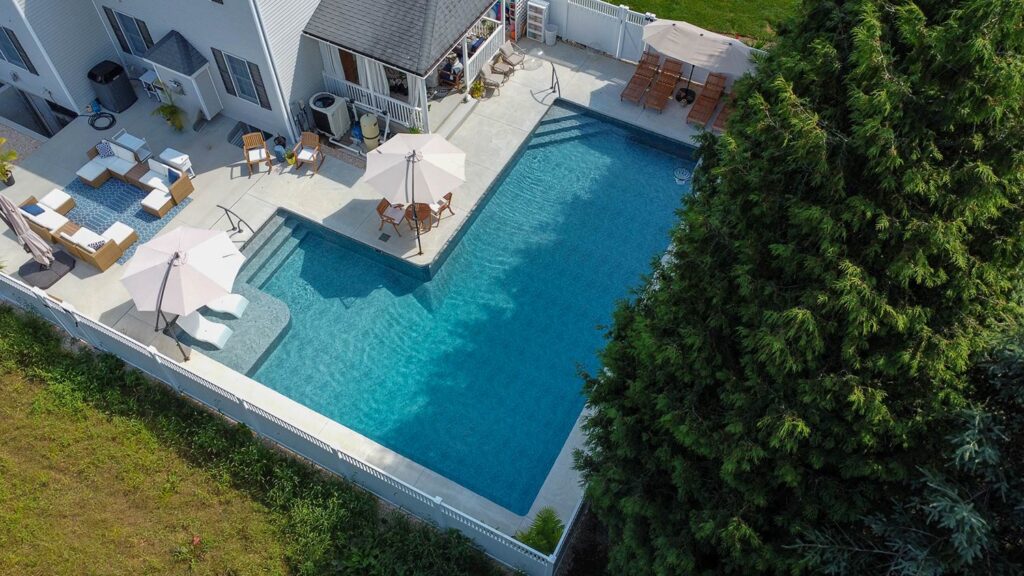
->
[0,193,54,268]
[362,133,465,255]
[643,19,756,80]
[121,227,244,336]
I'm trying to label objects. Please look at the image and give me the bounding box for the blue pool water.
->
[246,103,694,514]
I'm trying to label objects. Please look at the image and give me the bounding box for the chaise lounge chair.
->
[205,293,249,318]
[687,73,728,127]
[481,67,505,95]
[711,93,735,133]
[177,311,233,350]
[620,52,660,104]
[643,58,685,112]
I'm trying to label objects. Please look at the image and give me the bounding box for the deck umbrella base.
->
[17,250,75,289]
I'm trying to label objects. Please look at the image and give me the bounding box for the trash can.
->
[87,60,136,113]
[544,24,558,46]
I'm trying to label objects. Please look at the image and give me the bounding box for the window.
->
[225,53,258,103]
[0,28,36,74]
[211,48,271,110]
[102,7,153,56]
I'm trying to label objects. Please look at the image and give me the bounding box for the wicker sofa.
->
[138,158,194,217]
[56,221,138,272]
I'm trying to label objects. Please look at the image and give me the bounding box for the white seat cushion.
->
[112,144,136,162]
[76,160,107,180]
[142,189,172,211]
[68,227,107,253]
[39,189,72,211]
[297,147,317,161]
[383,205,405,222]
[103,221,134,245]
[247,148,267,162]
[27,208,68,231]
[106,157,136,176]
[141,171,170,193]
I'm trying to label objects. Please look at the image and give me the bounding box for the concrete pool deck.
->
[0,38,706,536]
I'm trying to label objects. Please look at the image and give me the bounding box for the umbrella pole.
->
[684,65,694,91]
[154,252,179,332]
[409,151,423,255]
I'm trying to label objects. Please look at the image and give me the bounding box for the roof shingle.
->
[143,31,208,77]
[304,0,496,77]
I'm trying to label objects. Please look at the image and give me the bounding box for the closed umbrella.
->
[362,134,466,255]
[0,193,54,268]
[121,227,244,335]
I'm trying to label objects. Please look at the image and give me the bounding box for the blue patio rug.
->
[63,177,191,263]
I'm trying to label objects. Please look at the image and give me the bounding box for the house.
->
[0,0,117,135]
[0,0,507,142]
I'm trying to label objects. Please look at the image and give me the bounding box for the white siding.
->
[0,0,74,110]
[253,0,321,131]
[91,0,293,137]
[23,0,118,112]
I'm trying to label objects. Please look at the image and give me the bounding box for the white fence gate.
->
[544,0,654,62]
[0,271,566,576]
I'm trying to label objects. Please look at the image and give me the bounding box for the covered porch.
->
[304,0,507,136]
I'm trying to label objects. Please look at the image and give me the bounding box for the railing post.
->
[616,5,628,59]
[433,496,447,528]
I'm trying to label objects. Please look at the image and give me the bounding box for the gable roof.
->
[143,31,207,77]
[304,0,495,77]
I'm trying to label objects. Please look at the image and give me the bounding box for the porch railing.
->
[465,21,505,87]
[322,72,425,130]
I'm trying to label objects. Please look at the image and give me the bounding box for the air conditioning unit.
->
[309,92,350,140]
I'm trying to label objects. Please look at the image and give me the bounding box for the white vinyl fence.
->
[465,21,506,89]
[0,271,565,576]
[544,0,654,62]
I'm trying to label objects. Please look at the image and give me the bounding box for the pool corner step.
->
[245,223,310,288]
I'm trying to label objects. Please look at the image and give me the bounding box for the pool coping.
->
[214,100,700,535]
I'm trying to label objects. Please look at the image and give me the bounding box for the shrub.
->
[515,507,564,555]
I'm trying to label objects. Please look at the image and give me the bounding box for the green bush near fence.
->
[0,305,504,576]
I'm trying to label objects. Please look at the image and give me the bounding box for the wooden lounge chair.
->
[376,199,405,236]
[242,132,272,176]
[292,131,323,174]
[711,93,735,133]
[643,58,685,112]
[620,53,660,103]
[688,73,729,127]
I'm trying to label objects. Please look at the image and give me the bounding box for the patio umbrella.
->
[643,19,756,94]
[0,193,54,268]
[362,133,465,255]
[121,227,244,338]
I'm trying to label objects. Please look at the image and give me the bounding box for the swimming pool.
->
[241,103,694,514]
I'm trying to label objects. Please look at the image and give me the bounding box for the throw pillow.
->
[96,141,115,158]
[87,240,107,252]
[167,170,179,184]
[20,204,44,216]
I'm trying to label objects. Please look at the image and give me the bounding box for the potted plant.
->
[151,81,185,131]
[470,80,485,99]
[0,137,18,186]
[285,150,297,166]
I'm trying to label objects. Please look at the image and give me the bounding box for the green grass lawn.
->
[0,371,289,576]
[627,0,799,42]
[0,306,503,576]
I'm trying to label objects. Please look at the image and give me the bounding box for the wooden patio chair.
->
[242,132,272,176]
[687,73,729,127]
[292,131,323,173]
[376,199,405,236]
[620,55,660,104]
[642,58,685,112]
[711,93,735,133]
[429,192,454,222]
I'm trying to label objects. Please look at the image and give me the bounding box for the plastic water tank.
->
[360,114,380,151]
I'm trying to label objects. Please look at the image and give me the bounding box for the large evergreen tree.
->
[577,1,1024,574]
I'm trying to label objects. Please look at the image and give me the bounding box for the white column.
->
[462,36,470,94]
[419,79,430,132]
